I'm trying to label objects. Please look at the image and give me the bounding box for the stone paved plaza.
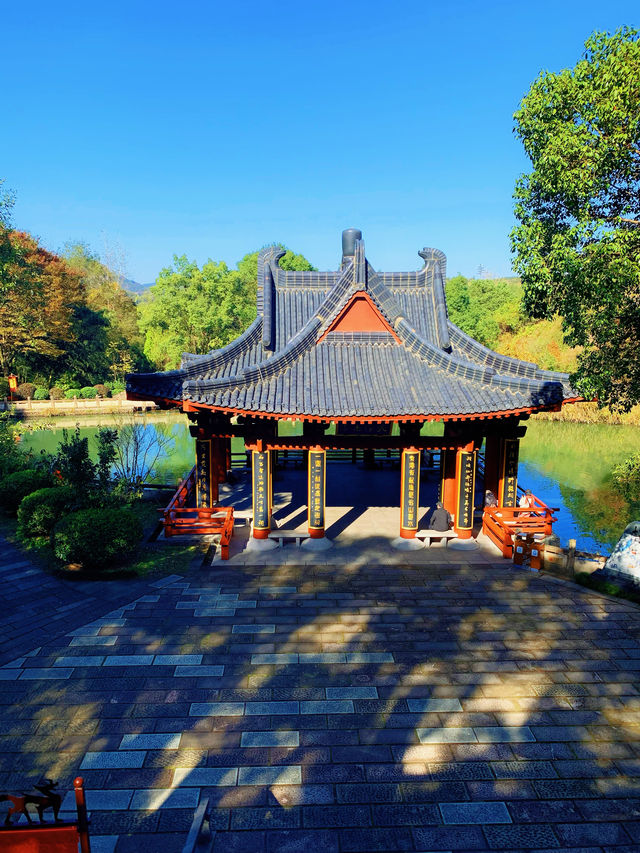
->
[2,536,640,852]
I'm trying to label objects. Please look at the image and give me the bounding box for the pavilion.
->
[127,229,579,549]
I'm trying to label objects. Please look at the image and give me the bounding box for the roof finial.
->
[342,228,362,264]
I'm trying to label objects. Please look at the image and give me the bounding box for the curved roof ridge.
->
[395,318,496,384]
[185,316,323,397]
[256,246,286,316]
[179,317,263,378]
[448,322,549,379]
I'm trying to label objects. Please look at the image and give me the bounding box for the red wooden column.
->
[308,447,326,538]
[498,437,520,507]
[303,446,333,550]
[196,439,215,507]
[440,448,458,518]
[454,443,476,539]
[251,450,271,539]
[483,433,501,498]
[392,447,422,550]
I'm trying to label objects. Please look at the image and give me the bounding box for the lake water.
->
[19,413,638,555]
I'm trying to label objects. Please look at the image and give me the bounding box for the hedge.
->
[15,383,37,401]
[53,507,143,569]
[17,485,76,538]
[0,469,54,515]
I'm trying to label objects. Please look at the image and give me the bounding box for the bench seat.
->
[415,529,458,547]
[268,531,310,547]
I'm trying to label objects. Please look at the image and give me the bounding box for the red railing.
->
[483,497,557,559]
[161,466,234,558]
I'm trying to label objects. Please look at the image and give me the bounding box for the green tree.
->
[139,246,315,370]
[0,230,86,379]
[64,243,150,382]
[445,276,524,349]
[511,27,640,409]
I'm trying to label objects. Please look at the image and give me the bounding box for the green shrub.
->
[17,485,76,538]
[53,507,143,569]
[93,384,110,398]
[79,386,99,399]
[64,389,81,399]
[49,387,65,400]
[33,387,49,400]
[0,377,9,398]
[108,381,126,395]
[0,469,54,515]
[15,382,37,401]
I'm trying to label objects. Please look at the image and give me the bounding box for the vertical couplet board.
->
[500,438,519,507]
[252,450,271,536]
[196,439,212,508]
[456,449,476,531]
[308,449,326,536]
[400,448,420,537]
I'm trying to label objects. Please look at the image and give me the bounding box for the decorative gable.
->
[319,291,400,342]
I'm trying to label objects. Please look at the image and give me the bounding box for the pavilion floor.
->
[206,462,500,567]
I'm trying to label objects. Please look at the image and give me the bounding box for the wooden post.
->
[454,446,476,539]
[483,433,501,497]
[440,448,458,518]
[567,538,577,576]
[196,439,216,506]
[252,450,271,539]
[308,446,327,538]
[74,777,91,853]
[399,447,420,539]
[499,437,519,507]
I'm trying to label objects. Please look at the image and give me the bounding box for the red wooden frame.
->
[482,499,556,559]
[161,467,234,558]
[0,777,90,853]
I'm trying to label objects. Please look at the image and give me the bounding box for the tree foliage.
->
[446,276,524,349]
[0,230,86,377]
[64,243,150,381]
[612,452,640,503]
[138,246,315,370]
[511,27,640,409]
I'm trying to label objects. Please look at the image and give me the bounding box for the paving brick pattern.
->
[2,540,640,851]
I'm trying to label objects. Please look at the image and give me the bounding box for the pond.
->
[19,413,638,555]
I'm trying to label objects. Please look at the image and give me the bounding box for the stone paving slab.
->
[2,539,640,850]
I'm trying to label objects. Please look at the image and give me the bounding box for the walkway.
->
[1,541,640,851]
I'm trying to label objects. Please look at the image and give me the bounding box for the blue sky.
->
[2,0,638,283]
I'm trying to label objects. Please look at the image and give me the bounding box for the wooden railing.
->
[161,466,234,558]
[483,499,557,559]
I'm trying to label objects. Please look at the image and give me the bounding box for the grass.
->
[574,571,640,606]
[535,401,640,425]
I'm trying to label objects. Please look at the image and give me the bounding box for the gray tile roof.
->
[127,233,577,419]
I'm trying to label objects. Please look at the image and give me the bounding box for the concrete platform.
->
[211,465,499,566]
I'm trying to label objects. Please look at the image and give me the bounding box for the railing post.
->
[74,777,91,853]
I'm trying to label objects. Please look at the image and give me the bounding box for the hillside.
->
[445,275,578,374]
